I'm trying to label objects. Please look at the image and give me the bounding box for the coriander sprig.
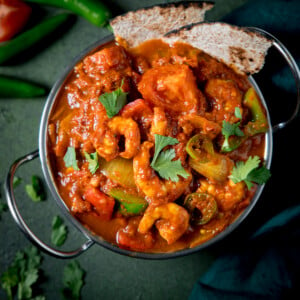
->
[99,79,127,118]
[84,151,99,174]
[229,156,271,189]
[151,134,189,182]
[64,146,79,171]
[221,107,244,152]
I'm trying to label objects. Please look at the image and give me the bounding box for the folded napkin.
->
[190,0,300,299]
[190,204,300,299]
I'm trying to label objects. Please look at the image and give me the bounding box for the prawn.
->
[92,115,141,161]
[179,114,221,140]
[149,107,169,139]
[197,178,246,211]
[138,203,190,244]
[133,141,192,203]
[108,116,141,159]
[120,99,153,139]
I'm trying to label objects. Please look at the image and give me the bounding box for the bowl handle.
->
[247,27,300,132]
[4,150,95,259]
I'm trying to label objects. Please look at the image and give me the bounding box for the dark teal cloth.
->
[190,0,300,299]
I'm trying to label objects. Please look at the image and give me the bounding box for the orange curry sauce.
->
[48,40,266,253]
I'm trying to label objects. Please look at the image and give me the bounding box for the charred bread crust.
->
[110,2,214,48]
[164,22,273,75]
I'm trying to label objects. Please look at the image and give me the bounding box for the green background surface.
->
[0,0,260,299]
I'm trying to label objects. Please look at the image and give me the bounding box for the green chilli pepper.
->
[243,87,269,136]
[186,134,232,182]
[186,133,214,161]
[0,75,46,98]
[184,193,217,225]
[26,0,111,27]
[222,87,269,153]
[0,13,71,64]
[108,188,148,216]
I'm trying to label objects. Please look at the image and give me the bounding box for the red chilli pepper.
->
[0,0,32,42]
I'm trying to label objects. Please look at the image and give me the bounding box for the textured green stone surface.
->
[0,1,249,299]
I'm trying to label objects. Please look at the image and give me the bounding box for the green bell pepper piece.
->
[108,188,148,216]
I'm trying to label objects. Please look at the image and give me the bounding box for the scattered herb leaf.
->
[0,201,8,219]
[51,216,68,247]
[62,260,85,300]
[151,134,179,166]
[25,175,45,202]
[1,246,44,300]
[247,166,272,185]
[13,176,22,188]
[151,134,189,182]
[64,146,79,171]
[99,80,127,118]
[221,120,244,152]
[221,107,244,152]
[229,156,271,189]
[84,151,99,174]
[153,148,190,182]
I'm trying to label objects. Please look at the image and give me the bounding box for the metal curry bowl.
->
[4,28,300,259]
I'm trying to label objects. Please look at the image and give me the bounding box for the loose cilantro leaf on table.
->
[99,80,127,118]
[221,107,244,152]
[1,246,44,300]
[25,175,45,202]
[62,260,85,300]
[229,156,271,189]
[84,151,99,174]
[151,134,189,182]
[0,201,8,219]
[51,216,68,247]
[64,146,79,171]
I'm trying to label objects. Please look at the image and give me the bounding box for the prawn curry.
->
[48,39,270,253]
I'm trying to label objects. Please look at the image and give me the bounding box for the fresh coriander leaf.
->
[13,176,22,188]
[151,134,179,166]
[150,135,189,182]
[62,260,85,300]
[99,80,127,118]
[221,120,244,152]
[1,266,18,300]
[230,156,260,183]
[25,175,45,202]
[51,216,68,247]
[153,148,190,182]
[0,201,8,220]
[84,151,99,174]
[235,107,242,119]
[1,246,42,300]
[64,146,79,170]
[18,269,39,300]
[247,166,271,185]
[229,156,270,189]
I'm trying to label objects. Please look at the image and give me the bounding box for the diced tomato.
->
[84,187,115,221]
[120,99,153,139]
[0,0,32,42]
